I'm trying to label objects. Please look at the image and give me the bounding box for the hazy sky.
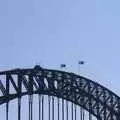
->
[0,1,120,119]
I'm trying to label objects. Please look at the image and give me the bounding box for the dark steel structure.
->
[0,65,120,120]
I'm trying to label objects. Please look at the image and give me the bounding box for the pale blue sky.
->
[0,1,120,118]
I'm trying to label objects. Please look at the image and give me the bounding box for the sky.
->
[0,0,120,119]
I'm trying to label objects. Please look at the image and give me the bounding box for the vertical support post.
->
[6,102,9,120]
[83,109,84,120]
[29,97,30,120]
[18,73,22,120]
[28,74,33,120]
[18,98,21,120]
[60,64,66,120]
[48,96,51,120]
[57,98,59,120]
[39,94,41,120]
[29,95,33,120]
[6,74,9,120]
[52,96,54,120]
[42,95,44,120]
[28,95,31,120]
[66,101,68,120]
[71,102,73,120]
[62,99,64,120]
[74,104,76,120]
[80,107,82,120]
[31,96,33,120]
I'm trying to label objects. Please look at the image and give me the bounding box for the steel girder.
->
[0,65,120,120]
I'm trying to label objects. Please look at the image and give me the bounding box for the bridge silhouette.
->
[0,65,120,120]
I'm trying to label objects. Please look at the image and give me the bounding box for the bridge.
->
[0,65,120,120]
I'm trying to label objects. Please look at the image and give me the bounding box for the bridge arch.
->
[0,65,120,120]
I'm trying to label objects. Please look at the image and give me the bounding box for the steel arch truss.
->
[0,66,120,120]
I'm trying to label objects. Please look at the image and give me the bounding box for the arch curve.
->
[0,66,120,120]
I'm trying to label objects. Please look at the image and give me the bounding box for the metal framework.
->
[0,65,120,120]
